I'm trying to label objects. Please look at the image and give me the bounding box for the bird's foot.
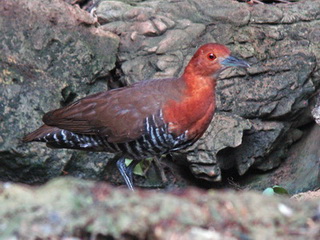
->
[116,157,136,191]
[153,156,168,185]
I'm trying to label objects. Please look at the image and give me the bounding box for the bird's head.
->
[184,43,250,79]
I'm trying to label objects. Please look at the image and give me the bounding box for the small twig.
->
[275,0,293,3]
[153,156,168,184]
[250,0,265,4]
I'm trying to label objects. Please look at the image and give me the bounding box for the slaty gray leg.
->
[116,157,139,191]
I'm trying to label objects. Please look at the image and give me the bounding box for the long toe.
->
[126,160,140,187]
[116,157,135,191]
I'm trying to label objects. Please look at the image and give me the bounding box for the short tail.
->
[22,125,61,142]
[22,125,106,152]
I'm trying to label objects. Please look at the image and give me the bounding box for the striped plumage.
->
[31,110,191,158]
[23,43,249,190]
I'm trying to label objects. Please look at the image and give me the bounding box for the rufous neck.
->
[181,65,217,93]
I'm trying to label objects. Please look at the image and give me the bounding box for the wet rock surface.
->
[0,0,319,192]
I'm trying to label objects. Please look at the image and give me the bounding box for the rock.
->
[0,0,119,183]
[235,123,320,194]
[251,4,283,23]
[178,113,252,181]
[312,93,320,125]
[97,1,132,24]
[292,189,320,201]
[0,177,319,239]
[1,0,320,190]
[218,120,290,175]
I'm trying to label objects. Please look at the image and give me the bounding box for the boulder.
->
[0,0,119,183]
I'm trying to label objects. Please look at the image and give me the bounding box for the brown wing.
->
[43,78,185,143]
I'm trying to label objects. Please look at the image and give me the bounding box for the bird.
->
[23,43,250,190]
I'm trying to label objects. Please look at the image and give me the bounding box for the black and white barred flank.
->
[34,110,193,159]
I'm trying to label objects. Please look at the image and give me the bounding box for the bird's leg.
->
[126,160,140,187]
[116,157,135,191]
[153,156,168,185]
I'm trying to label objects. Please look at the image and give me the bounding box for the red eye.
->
[207,53,216,61]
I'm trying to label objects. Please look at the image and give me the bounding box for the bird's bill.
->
[221,56,250,68]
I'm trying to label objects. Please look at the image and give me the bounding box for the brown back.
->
[43,78,186,143]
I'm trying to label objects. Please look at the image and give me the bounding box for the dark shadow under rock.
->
[231,123,320,194]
